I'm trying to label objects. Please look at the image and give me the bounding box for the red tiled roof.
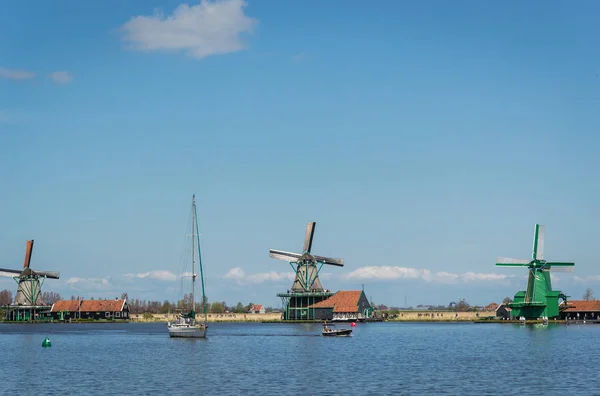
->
[250,304,263,311]
[484,302,499,311]
[80,299,125,312]
[51,300,81,312]
[309,291,363,313]
[561,300,600,312]
[51,299,126,312]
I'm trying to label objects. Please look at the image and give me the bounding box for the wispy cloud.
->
[574,275,600,283]
[118,0,257,59]
[224,267,295,285]
[345,266,431,281]
[0,67,36,81]
[49,71,74,84]
[65,276,112,291]
[123,270,178,281]
[344,266,512,284]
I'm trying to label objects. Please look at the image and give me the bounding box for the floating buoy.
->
[42,337,51,347]
[351,322,356,327]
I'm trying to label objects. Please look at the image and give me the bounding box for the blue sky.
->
[1,0,599,308]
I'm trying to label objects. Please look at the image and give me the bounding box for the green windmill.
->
[496,224,574,320]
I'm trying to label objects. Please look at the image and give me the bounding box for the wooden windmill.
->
[270,222,344,320]
[496,224,574,320]
[0,240,60,306]
[270,222,344,292]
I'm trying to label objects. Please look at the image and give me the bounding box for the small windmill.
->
[270,222,344,320]
[270,222,344,293]
[0,240,60,306]
[496,224,574,320]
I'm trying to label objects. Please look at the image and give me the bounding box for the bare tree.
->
[42,291,62,305]
[583,288,595,301]
[0,289,13,306]
[455,298,470,312]
[502,297,513,304]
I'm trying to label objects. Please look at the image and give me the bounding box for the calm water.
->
[0,321,598,395]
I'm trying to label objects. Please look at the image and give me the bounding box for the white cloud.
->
[123,270,177,281]
[0,67,35,80]
[344,266,511,284]
[345,266,432,281]
[119,0,257,59]
[65,276,112,291]
[49,71,73,84]
[224,267,295,285]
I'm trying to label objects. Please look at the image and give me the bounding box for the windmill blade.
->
[36,271,60,279]
[314,255,344,267]
[546,261,575,267]
[269,249,302,262]
[23,239,34,268]
[536,225,545,260]
[546,266,574,273]
[304,222,316,253]
[0,268,22,277]
[496,257,531,266]
[546,262,575,272]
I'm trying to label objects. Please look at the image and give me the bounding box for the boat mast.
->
[191,195,196,318]
[194,197,208,322]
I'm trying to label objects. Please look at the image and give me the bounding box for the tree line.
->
[0,289,63,306]
[127,294,278,315]
[0,289,279,313]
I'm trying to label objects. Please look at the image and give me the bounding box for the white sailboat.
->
[168,194,208,338]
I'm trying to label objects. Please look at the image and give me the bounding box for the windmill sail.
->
[535,224,545,260]
[496,257,531,266]
[270,222,344,293]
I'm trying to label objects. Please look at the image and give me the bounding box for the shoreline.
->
[0,318,583,325]
[1,311,589,325]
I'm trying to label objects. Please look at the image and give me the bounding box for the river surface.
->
[0,321,598,395]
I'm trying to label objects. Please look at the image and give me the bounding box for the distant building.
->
[309,290,373,322]
[50,298,129,320]
[560,300,600,320]
[495,304,512,319]
[248,304,265,314]
[483,302,499,312]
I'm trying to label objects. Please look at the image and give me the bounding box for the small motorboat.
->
[322,323,352,337]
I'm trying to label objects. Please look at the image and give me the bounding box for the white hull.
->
[168,323,208,338]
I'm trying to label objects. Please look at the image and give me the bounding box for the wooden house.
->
[560,300,600,320]
[248,304,265,314]
[50,298,129,321]
[495,304,512,319]
[309,290,373,321]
